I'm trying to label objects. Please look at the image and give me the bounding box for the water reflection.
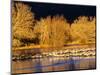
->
[12,56,96,74]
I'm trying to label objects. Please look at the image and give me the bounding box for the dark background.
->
[15,1,96,23]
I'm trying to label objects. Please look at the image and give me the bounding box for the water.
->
[12,56,96,74]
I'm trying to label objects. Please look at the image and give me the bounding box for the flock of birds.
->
[33,47,96,58]
[12,47,95,61]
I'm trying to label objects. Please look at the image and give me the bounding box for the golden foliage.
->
[12,2,36,47]
[12,2,96,48]
[12,39,23,47]
[34,15,70,47]
[12,2,35,40]
[70,16,96,44]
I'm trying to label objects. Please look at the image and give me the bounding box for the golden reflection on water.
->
[12,57,96,74]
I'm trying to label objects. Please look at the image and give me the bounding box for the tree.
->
[70,16,96,44]
[12,2,36,47]
[34,16,51,46]
[34,15,70,47]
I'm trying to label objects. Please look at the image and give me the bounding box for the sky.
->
[15,1,96,23]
